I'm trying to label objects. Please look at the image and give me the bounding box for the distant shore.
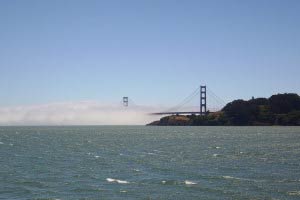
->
[147,93,300,126]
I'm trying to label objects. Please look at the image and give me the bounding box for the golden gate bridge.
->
[122,85,226,116]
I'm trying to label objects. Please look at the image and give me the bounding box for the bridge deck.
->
[151,111,209,115]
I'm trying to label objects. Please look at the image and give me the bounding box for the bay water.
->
[1,126,300,199]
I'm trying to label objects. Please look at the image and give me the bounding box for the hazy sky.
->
[0,0,299,124]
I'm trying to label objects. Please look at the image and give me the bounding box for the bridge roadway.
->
[151,111,214,115]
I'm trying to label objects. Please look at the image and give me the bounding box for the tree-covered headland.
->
[148,93,300,126]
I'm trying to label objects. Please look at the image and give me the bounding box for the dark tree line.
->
[189,93,300,126]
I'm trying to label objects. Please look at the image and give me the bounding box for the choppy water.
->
[1,126,300,200]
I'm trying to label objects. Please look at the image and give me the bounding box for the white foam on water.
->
[222,175,256,182]
[117,180,129,184]
[94,155,100,158]
[0,142,3,144]
[162,180,166,184]
[213,154,219,157]
[287,191,300,196]
[223,176,239,180]
[184,180,197,185]
[106,178,115,182]
[106,178,129,184]
[9,143,13,146]
[120,190,127,193]
[215,146,221,149]
[133,169,140,172]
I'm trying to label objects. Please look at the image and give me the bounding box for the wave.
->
[106,178,129,184]
[287,191,300,196]
[222,175,262,182]
[160,180,197,185]
[222,176,240,180]
[184,180,197,185]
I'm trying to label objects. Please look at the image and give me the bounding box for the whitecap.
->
[0,142,3,144]
[215,146,221,149]
[213,154,219,157]
[287,191,300,196]
[184,180,197,185]
[106,178,129,184]
[162,180,166,184]
[94,155,100,158]
[106,178,115,182]
[223,176,237,180]
[120,190,127,193]
[117,180,129,184]
[222,176,253,181]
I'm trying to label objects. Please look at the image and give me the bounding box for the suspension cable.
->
[164,86,200,112]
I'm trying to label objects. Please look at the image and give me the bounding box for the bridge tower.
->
[123,97,128,107]
[200,86,207,115]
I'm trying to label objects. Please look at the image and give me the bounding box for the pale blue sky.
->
[1,0,300,107]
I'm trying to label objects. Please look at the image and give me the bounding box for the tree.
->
[269,93,300,114]
[222,100,259,125]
